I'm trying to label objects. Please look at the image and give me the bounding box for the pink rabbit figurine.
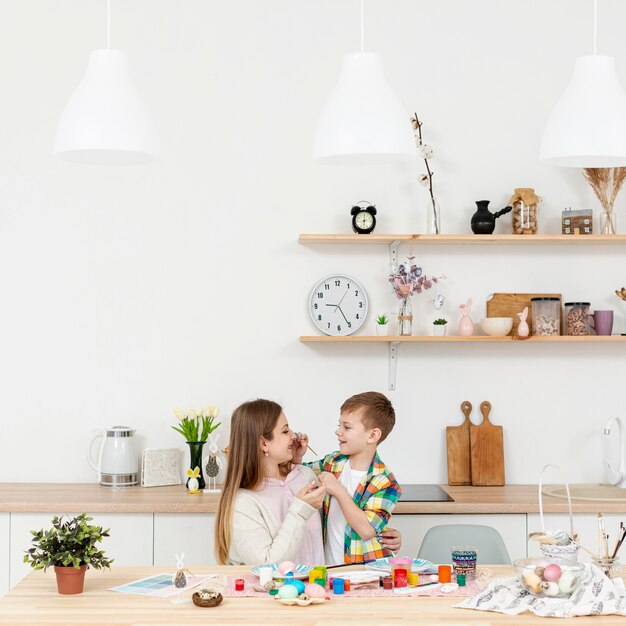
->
[517,306,529,337]
[458,298,474,336]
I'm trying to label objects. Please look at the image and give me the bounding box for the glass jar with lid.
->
[510,188,539,234]
[564,302,592,335]
[531,297,560,335]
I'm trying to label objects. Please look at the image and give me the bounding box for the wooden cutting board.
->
[486,293,561,334]
[446,401,472,486]
[470,401,505,486]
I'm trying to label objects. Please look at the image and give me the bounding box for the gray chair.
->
[417,524,511,565]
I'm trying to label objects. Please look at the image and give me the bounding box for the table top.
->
[2,483,624,514]
[2,565,625,625]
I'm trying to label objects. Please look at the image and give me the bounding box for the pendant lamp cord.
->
[593,0,597,55]
[360,0,364,52]
[107,0,111,49]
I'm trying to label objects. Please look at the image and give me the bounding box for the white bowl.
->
[480,317,513,336]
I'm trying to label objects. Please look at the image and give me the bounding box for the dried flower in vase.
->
[582,167,626,234]
[411,113,440,234]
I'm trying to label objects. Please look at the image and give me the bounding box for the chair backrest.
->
[417,524,511,565]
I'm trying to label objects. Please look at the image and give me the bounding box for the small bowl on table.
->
[480,317,513,336]
[514,557,585,599]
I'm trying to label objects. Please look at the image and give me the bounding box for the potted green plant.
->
[375,314,389,336]
[433,317,448,336]
[24,513,113,594]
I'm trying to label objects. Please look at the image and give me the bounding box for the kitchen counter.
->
[2,483,625,514]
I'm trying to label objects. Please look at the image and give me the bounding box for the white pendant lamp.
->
[54,0,158,165]
[313,0,414,165]
[540,0,626,167]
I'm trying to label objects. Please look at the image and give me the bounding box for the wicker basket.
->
[537,464,580,561]
[192,591,223,608]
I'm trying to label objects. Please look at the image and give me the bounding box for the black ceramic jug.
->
[471,200,512,234]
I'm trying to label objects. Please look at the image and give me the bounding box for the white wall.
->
[0,0,624,486]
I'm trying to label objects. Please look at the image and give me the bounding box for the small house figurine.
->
[186,467,201,494]
[517,307,529,337]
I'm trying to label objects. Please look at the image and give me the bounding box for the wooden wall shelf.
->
[300,335,626,343]
[299,233,626,245]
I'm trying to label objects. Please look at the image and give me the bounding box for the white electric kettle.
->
[88,426,139,487]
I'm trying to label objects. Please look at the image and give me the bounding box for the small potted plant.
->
[375,314,389,336]
[24,513,113,594]
[433,318,448,336]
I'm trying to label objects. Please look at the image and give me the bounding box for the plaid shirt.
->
[304,451,401,564]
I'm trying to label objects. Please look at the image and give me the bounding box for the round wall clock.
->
[308,275,368,336]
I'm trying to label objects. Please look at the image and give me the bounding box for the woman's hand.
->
[296,480,326,509]
[291,432,308,465]
[380,526,402,552]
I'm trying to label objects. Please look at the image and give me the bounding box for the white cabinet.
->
[0,514,9,598]
[527,513,622,563]
[9,513,153,588]
[153,514,216,566]
[388,514,527,562]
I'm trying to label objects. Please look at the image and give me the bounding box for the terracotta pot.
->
[54,564,87,595]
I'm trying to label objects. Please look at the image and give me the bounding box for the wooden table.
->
[1,565,625,625]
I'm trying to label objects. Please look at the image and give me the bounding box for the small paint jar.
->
[407,572,419,586]
[235,578,245,591]
[456,573,466,587]
[268,588,278,596]
[314,578,326,588]
[393,569,408,588]
[438,565,452,583]
[383,576,393,590]
[389,556,413,582]
[332,578,345,595]
[343,578,350,591]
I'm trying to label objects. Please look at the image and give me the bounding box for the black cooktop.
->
[399,484,454,502]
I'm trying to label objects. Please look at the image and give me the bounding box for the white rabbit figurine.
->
[171,553,192,604]
[459,298,474,336]
[517,306,529,337]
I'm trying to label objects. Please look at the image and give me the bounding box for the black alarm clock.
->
[351,201,377,234]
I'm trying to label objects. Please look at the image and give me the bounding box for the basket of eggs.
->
[514,558,585,599]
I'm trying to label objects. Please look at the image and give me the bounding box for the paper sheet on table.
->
[109,573,218,598]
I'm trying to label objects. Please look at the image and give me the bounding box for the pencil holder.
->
[591,556,621,579]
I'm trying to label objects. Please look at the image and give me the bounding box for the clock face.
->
[355,211,374,231]
[309,275,368,336]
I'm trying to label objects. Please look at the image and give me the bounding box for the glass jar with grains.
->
[510,187,539,234]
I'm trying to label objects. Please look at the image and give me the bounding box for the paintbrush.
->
[295,432,317,456]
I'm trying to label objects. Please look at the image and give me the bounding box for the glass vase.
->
[600,209,617,235]
[186,441,206,490]
[426,196,441,235]
[398,297,413,336]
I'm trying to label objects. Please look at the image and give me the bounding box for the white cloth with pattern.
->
[456,564,626,618]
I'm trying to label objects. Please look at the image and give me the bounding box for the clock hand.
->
[334,287,350,312]
[336,306,349,325]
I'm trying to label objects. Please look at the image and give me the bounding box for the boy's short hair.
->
[340,391,396,443]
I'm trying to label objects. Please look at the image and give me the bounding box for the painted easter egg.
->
[543,564,562,582]
[289,579,305,594]
[304,583,326,598]
[522,572,542,593]
[542,581,560,597]
[558,571,577,594]
[278,560,295,576]
[277,584,299,599]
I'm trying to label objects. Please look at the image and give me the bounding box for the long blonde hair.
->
[214,399,287,564]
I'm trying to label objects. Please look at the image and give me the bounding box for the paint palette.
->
[250,563,313,579]
[365,557,435,574]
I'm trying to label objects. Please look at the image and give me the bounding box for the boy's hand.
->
[380,526,402,552]
[319,472,341,496]
[296,480,326,509]
[291,432,308,464]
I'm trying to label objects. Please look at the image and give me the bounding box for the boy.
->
[292,391,401,565]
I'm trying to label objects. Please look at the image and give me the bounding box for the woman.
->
[215,399,401,565]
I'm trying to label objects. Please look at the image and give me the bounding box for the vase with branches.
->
[583,167,626,235]
[411,113,440,234]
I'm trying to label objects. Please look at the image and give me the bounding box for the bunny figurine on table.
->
[171,553,193,604]
[517,306,529,337]
[459,298,474,336]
